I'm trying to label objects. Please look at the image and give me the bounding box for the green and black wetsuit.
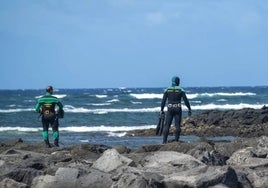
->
[35,92,64,146]
[160,86,191,144]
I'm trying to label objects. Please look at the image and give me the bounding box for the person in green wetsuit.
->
[160,76,191,144]
[35,86,64,147]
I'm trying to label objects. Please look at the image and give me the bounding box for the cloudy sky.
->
[0,0,267,89]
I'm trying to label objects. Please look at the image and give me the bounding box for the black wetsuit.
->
[160,86,191,144]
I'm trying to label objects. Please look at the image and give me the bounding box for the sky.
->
[0,0,268,89]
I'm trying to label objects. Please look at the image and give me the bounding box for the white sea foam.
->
[63,105,91,113]
[96,95,107,98]
[191,101,202,104]
[0,127,41,132]
[66,103,267,113]
[35,94,67,99]
[1,102,267,114]
[190,103,267,110]
[131,101,142,104]
[94,111,108,114]
[217,99,227,102]
[0,125,155,133]
[188,92,256,99]
[64,105,160,113]
[107,132,127,137]
[130,93,162,99]
[0,108,34,113]
[187,94,199,99]
[107,99,119,103]
[53,94,67,99]
[130,92,255,100]
[89,103,111,106]
[62,125,156,132]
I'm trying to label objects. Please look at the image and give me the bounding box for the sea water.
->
[0,86,267,148]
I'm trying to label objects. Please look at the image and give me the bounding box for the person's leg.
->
[42,118,51,148]
[162,111,173,144]
[174,110,182,141]
[51,118,59,147]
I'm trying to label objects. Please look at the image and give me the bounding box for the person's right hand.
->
[159,111,165,116]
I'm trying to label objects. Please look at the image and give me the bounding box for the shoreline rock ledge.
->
[1,135,268,187]
[126,106,268,137]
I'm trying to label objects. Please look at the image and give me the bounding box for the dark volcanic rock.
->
[126,107,268,138]
[1,136,268,187]
[182,107,268,137]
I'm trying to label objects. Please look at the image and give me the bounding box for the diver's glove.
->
[56,108,64,118]
[188,110,192,117]
[159,111,165,118]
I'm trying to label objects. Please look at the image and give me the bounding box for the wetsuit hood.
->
[172,76,180,86]
[46,86,53,94]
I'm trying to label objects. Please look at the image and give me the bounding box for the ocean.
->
[0,86,268,149]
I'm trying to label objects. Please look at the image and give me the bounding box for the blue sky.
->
[0,0,267,89]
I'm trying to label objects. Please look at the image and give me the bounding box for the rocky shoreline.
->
[127,106,268,138]
[1,107,268,188]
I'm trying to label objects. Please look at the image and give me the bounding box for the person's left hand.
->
[188,110,192,117]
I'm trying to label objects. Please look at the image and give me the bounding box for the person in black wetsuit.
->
[160,76,191,144]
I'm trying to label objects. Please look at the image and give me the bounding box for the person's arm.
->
[57,100,64,110]
[182,92,191,116]
[160,91,167,112]
[56,99,64,118]
[34,100,41,113]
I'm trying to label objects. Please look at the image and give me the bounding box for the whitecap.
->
[63,105,160,113]
[53,94,67,99]
[0,108,34,113]
[131,101,142,104]
[0,127,41,132]
[217,99,227,102]
[89,103,111,106]
[108,132,127,137]
[60,125,156,132]
[187,94,199,99]
[35,94,67,99]
[130,93,162,99]
[96,95,107,98]
[107,99,119,103]
[189,92,256,99]
[190,103,267,110]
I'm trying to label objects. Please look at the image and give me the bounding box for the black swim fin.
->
[156,111,165,136]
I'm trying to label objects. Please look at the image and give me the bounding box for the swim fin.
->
[156,111,165,136]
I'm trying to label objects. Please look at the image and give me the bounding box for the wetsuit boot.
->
[175,132,180,142]
[162,129,169,144]
[54,138,59,147]
[175,126,181,142]
[53,131,59,147]
[175,135,180,142]
[44,139,51,148]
